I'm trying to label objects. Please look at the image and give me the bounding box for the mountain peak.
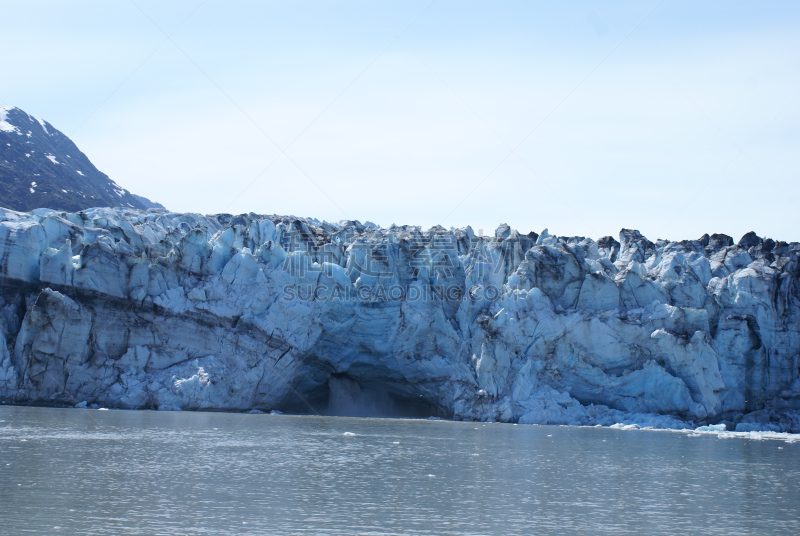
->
[0,106,55,137]
[0,106,163,212]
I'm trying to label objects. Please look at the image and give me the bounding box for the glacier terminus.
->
[1,207,799,433]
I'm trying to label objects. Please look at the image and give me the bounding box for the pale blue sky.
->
[2,1,799,241]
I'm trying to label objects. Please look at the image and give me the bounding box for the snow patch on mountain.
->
[36,118,50,135]
[0,106,19,133]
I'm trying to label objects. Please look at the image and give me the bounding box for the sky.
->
[2,0,799,242]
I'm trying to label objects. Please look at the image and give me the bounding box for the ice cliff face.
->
[1,207,799,431]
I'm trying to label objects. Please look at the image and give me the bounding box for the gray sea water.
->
[0,406,798,535]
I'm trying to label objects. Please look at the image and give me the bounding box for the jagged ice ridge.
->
[1,206,799,432]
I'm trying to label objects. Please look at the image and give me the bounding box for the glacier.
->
[1,206,799,432]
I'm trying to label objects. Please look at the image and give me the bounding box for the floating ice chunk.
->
[610,423,642,430]
[694,424,727,432]
[735,422,781,433]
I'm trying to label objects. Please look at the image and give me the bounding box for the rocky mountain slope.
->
[0,106,162,212]
[1,207,798,432]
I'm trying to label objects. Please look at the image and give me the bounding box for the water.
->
[1,407,798,535]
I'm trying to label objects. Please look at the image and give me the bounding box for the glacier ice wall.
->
[1,207,799,431]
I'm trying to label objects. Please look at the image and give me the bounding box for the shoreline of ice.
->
[3,402,799,444]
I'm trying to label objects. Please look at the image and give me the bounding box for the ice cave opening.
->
[280,372,448,419]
